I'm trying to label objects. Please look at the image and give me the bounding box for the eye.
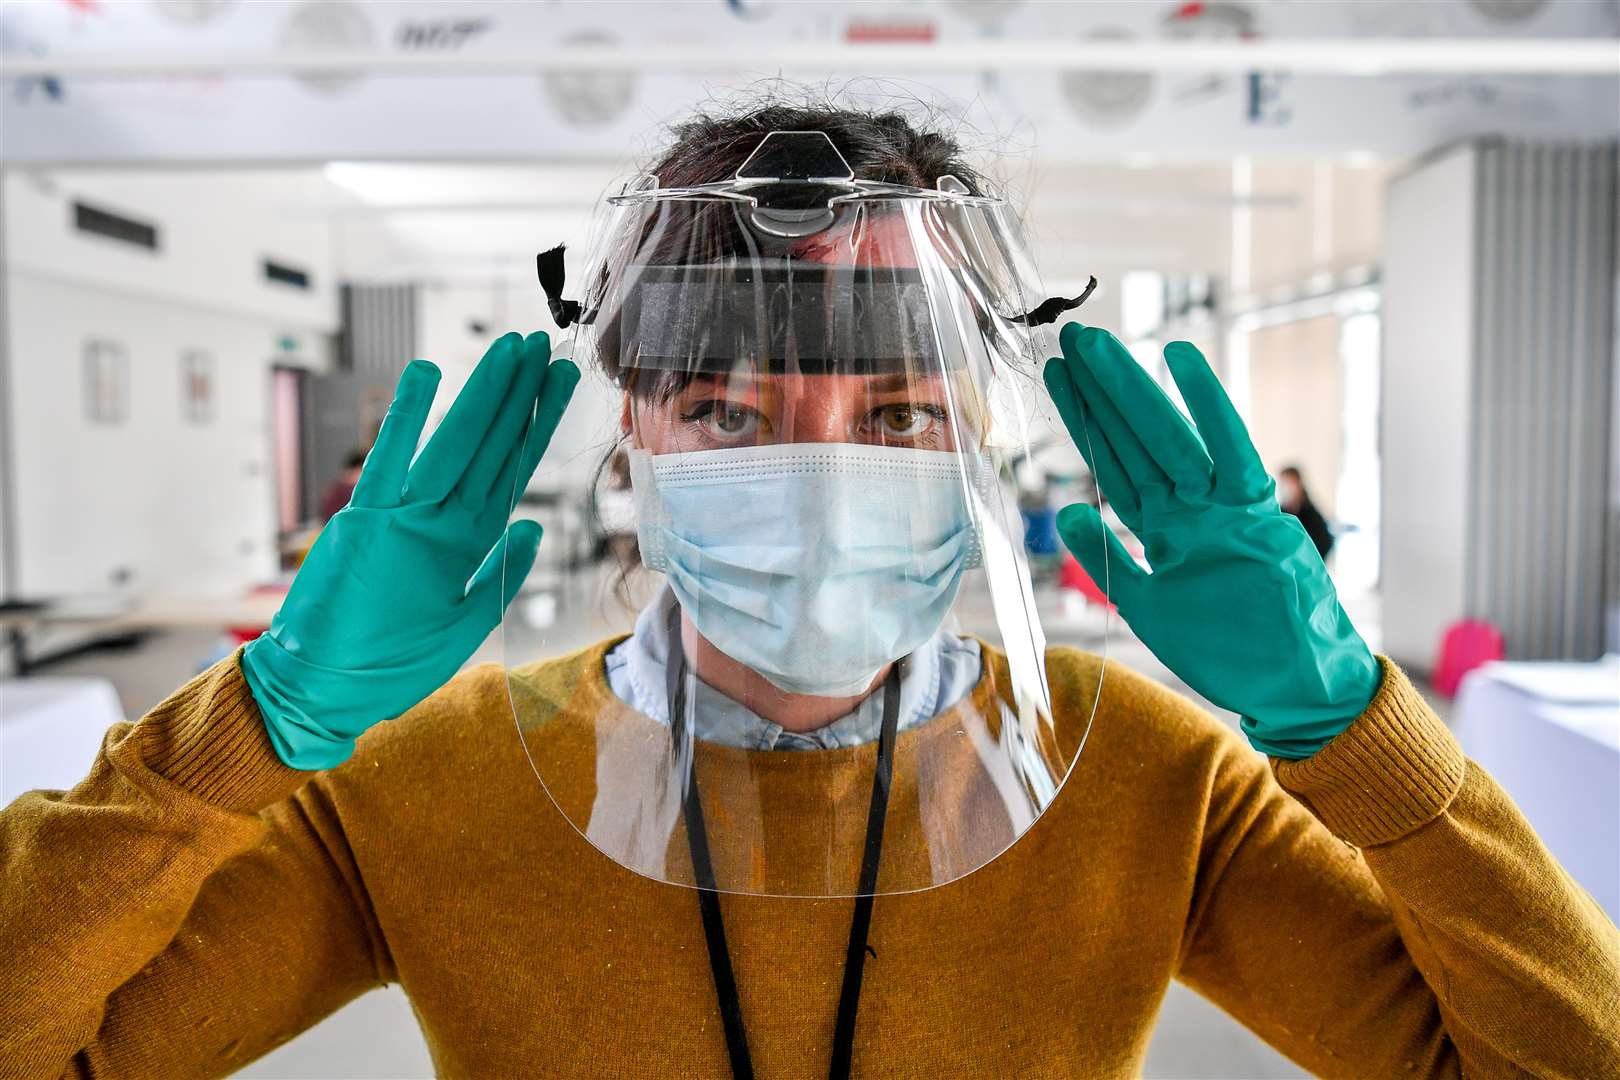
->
[684,400,762,441]
[873,403,945,441]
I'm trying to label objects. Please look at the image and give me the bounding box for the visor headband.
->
[623,263,946,373]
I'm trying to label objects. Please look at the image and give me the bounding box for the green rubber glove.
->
[1044,324,1379,759]
[242,331,578,769]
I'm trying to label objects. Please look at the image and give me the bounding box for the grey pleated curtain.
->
[1469,141,1616,661]
[339,284,418,377]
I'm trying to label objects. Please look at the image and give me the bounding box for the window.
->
[180,349,215,424]
[83,339,130,425]
[264,259,312,290]
[74,202,160,252]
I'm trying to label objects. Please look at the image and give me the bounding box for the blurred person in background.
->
[318,448,369,523]
[1277,463,1334,559]
[2,98,1615,1080]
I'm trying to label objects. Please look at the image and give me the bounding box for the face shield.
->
[502,131,1107,899]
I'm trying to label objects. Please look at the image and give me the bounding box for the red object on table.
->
[1433,619,1505,699]
[1058,551,1116,610]
[226,584,289,646]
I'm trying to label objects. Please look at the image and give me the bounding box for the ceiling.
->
[310,155,1390,300]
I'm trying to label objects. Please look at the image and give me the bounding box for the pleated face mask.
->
[631,441,988,697]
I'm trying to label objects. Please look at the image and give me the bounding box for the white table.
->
[1,677,126,805]
[4,593,286,677]
[1453,659,1620,923]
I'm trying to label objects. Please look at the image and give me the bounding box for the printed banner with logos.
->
[1,0,1615,164]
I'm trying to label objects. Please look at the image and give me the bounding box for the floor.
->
[26,577,1349,1079]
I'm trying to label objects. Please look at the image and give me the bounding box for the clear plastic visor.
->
[503,184,1107,897]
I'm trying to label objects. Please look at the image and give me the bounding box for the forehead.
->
[790,211,921,269]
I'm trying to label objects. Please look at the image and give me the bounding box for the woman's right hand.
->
[241,332,578,769]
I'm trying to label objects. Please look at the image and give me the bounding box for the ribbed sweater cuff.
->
[137,650,310,813]
[1272,657,1465,848]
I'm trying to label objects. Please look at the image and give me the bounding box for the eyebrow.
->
[863,372,943,393]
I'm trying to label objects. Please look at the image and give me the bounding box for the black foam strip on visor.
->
[619,261,965,375]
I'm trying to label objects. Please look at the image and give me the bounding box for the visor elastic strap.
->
[1013,274,1099,327]
[543,240,1090,336]
[666,602,901,1080]
[536,244,587,328]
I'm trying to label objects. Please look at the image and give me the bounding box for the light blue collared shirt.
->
[603,588,983,751]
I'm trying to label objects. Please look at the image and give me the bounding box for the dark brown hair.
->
[650,102,987,198]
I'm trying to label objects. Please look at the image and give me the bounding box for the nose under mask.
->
[631,441,987,697]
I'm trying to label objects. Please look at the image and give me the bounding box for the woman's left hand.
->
[1044,323,1379,759]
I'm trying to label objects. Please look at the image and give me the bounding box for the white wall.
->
[1,169,339,601]
[1246,161,1388,293]
[7,274,288,598]
[1247,313,1344,516]
[1380,146,1477,669]
[415,279,622,496]
[3,170,338,330]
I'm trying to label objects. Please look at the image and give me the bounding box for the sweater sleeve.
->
[0,655,391,1078]
[1175,657,1620,1079]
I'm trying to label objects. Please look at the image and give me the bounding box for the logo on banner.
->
[1164,0,1259,107]
[397,17,491,50]
[2,19,64,104]
[1246,71,1291,126]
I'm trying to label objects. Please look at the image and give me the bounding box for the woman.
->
[2,102,1615,1080]
[1277,464,1335,559]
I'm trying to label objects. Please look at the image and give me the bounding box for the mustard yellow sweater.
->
[1,643,1616,1078]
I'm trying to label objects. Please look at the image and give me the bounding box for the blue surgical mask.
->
[630,442,986,697]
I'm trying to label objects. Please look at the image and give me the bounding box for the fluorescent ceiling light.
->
[322,162,612,208]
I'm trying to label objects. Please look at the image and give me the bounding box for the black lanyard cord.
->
[666,604,901,1080]
[668,629,756,1080]
[827,663,900,1079]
